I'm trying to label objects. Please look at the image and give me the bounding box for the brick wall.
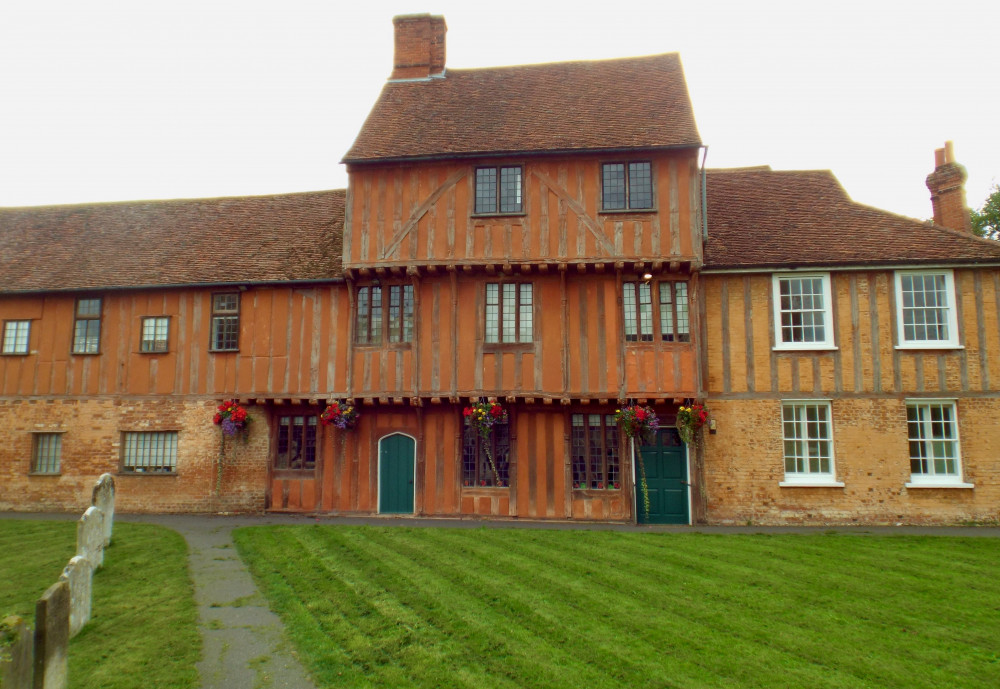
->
[0,398,268,513]
[702,398,1000,525]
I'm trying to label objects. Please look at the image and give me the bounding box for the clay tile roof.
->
[0,190,345,294]
[343,53,701,163]
[703,168,1000,269]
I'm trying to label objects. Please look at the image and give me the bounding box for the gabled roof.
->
[704,168,1000,269]
[343,54,701,163]
[0,190,345,295]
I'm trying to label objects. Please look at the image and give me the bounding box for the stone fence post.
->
[1,616,33,689]
[75,507,104,571]
[33,581,68,689]
[90,474,115,547]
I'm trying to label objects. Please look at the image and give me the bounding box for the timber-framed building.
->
[2,15,999,524]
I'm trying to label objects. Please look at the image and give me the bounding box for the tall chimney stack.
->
[925,141,972,232]
[390,14,447,80]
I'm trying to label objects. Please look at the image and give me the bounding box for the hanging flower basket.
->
[213,400,251,437]
[615,405,660,443]
[676,403,709,444]
[463,399,507,487]
[615,404,660,519]
[320,400,359,430]
[463,399,507,435]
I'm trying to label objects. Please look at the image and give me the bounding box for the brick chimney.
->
[390,14,446,80]
[925,141,972,232]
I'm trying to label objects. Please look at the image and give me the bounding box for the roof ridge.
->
[0,188,346,213]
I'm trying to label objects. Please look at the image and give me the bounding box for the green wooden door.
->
[636,428,688,524]
[379,434,415,514]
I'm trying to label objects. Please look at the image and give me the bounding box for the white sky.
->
[1,0,997,221]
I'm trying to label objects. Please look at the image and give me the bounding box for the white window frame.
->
[894,270,961,349]
[904,399,972,488]
[772,273,836,351]
[779,400,844,487]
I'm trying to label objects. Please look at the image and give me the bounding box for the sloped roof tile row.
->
[343,54,702,162]
[703,168,1000,268]
[0,190,345,294]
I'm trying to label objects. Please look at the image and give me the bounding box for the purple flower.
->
[221,418,239,436]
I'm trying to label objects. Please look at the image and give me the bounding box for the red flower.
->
[490,404,503,418]
[213,413,222,424]
[636,409,647,421]
[463,407,473,417]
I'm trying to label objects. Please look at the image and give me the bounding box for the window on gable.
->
[31,433,62,474]
[895,270,960,348]
[602,162,653,211]
[462,416,510,487]
[781,401,838,484]
[623,281,690,343]
[275,415,318,471]
[72,298,101,354]
[140,317,170,353]
[210,293,240,351]
[907,401,963,484]
[485,283,533,344]
[571,414,621,490]
[122,431,177,474]
[475,166,523,214]
[772,274,835,350]
[2,320,30,355]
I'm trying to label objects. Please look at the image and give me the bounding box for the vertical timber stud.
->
[561,266,569,396]
[563,407,572,518]
[415,405,425,515]
[346,278,356,398]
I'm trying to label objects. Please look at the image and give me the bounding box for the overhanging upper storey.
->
[342,16,704,277]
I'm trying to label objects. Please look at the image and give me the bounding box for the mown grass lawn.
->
[234,526,1000,689]
[0,519,200,689]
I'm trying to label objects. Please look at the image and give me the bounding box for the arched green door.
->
[636,428,688,524]
[379,434,415,514]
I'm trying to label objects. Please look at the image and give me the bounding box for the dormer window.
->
[475,166,523,214]
[602,162,653,210]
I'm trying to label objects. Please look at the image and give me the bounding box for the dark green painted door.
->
[636,428,688,524]
[379,434,415,514]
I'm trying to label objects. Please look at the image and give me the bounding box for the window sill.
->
[28,472,61,477]
[773,345,838,352]
[209,349,239,354]
[471,212,526,219]
[598,208,657,215]
[625,339,692,347]
[70,351,101,356]
[895,344,964,351]
[462,485,510,491]
[483,343,533,352]
[905,481,974,489]
[1,352,30,357]
[138,351,170,355]
[117,471,178,477]
[779,480,845,488]
[572,488,622,493]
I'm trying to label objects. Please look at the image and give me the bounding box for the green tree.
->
[970,183,1000,240]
